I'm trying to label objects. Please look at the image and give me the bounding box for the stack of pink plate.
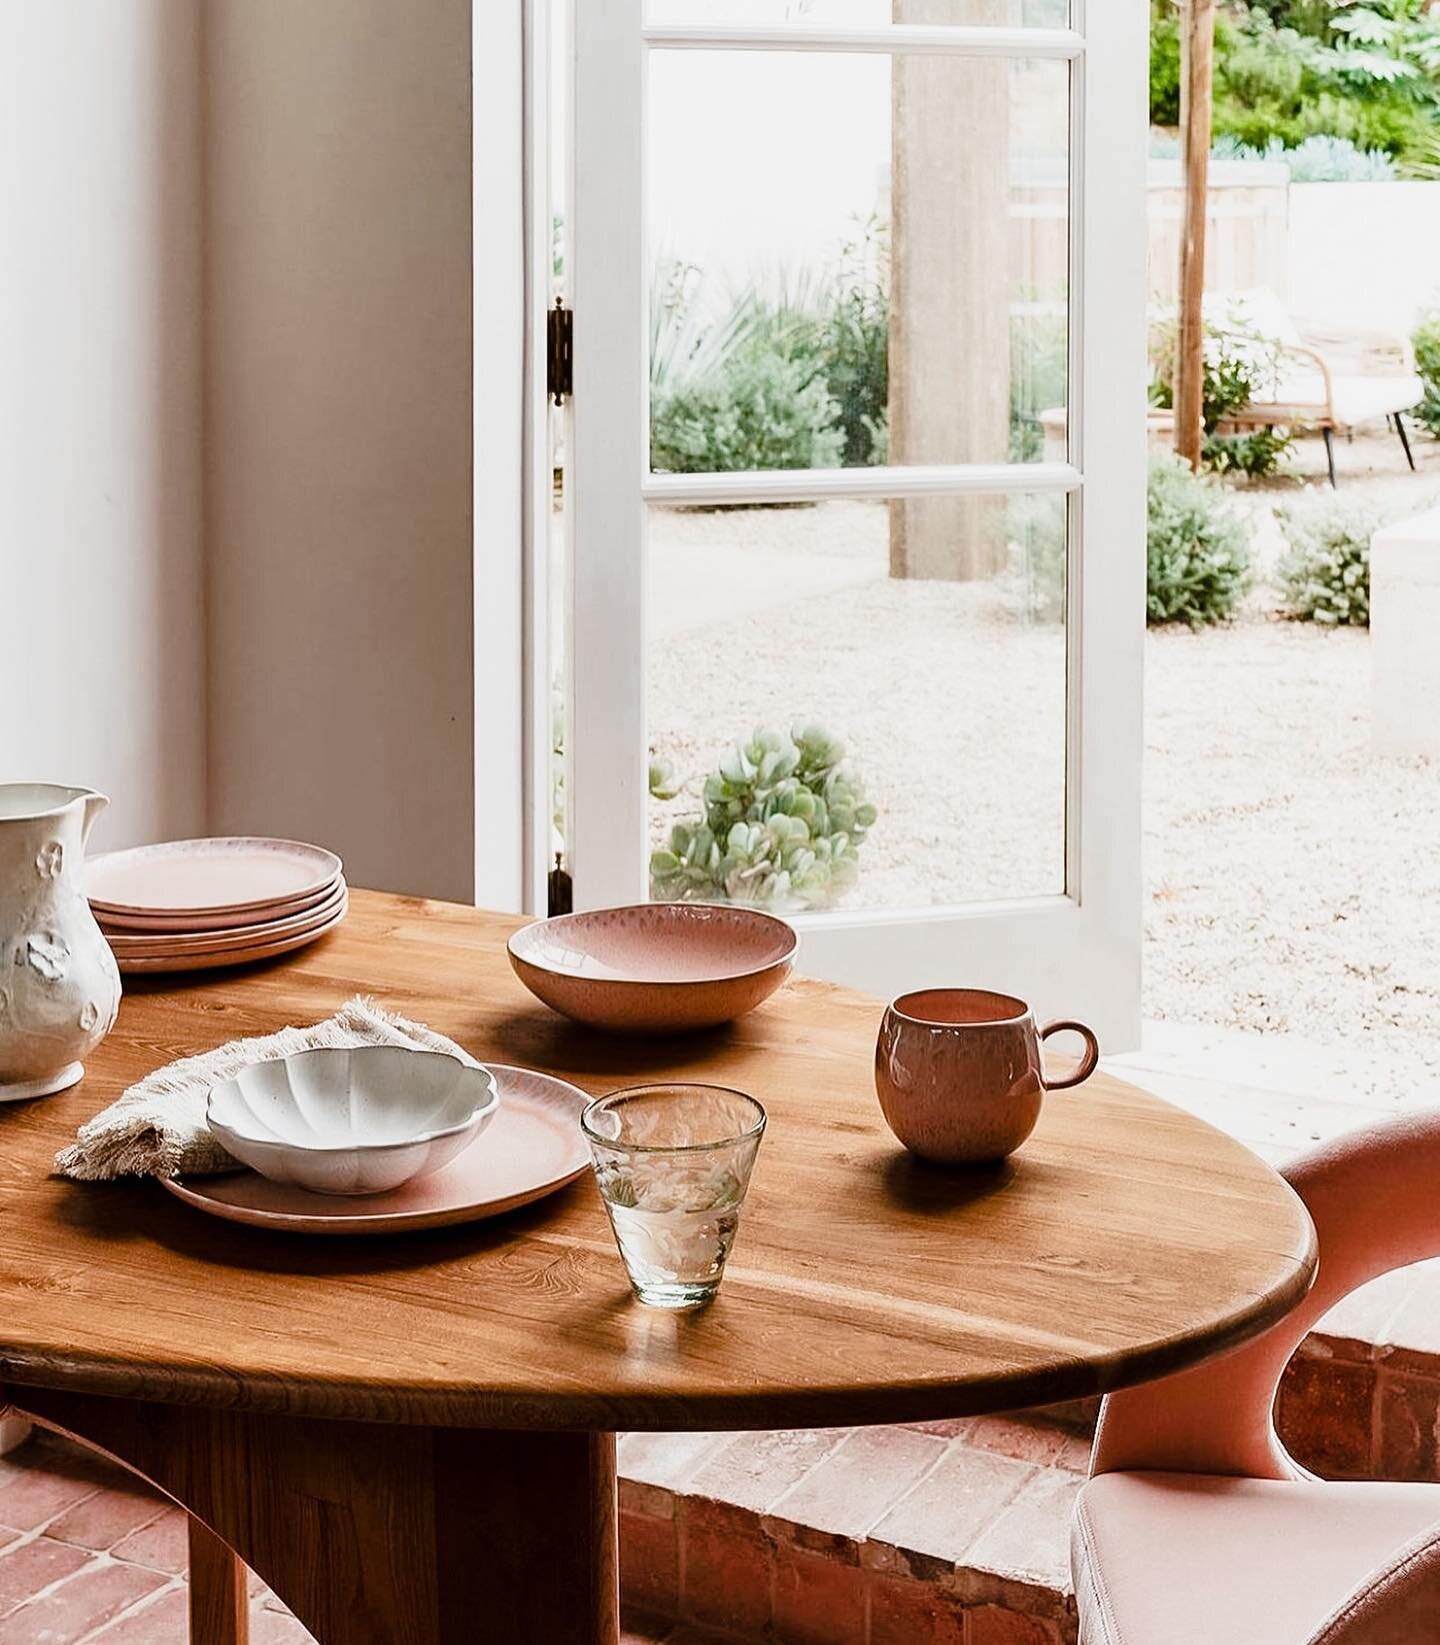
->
[88,838,346,974]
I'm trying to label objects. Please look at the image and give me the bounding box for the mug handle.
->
[1039,1019,1100,1091]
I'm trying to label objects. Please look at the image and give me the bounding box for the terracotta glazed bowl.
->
[507,904,797,1033]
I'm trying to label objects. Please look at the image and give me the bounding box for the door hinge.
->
[547,300,573,404]
[547,854,573,917]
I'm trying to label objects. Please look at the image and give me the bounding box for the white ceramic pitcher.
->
[0,784,121,1100]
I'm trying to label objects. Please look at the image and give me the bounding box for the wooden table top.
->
[0,891,1316,1431]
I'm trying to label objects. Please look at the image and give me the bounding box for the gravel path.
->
[1145,617,1440,1091]
[649,549,1066,906]
[648,425,1440,1086]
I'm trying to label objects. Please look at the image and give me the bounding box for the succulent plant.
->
[648,755,680,803]
[650,723,877,913]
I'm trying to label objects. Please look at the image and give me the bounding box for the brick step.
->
[620,1414,1091,1645]
[618,1257,1440,1645]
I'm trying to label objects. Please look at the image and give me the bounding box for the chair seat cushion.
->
[1073,1471,1440,1645]
[1243,373,1424,427]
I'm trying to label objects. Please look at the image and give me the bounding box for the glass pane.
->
[646,492,1067,913]
[648,2,1069,28]
[648,51,1069,475]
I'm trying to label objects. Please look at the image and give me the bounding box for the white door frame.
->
[556,0,1149,1047]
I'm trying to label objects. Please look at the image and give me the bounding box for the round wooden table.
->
[0,892,1316,1645]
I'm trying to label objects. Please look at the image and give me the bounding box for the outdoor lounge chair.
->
[1211,287,1425,488]
[1071,1108,1440,1643]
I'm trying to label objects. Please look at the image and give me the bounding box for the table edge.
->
[0,1198,1315,1431]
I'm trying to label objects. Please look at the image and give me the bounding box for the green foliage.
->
[1011,462,1251,629]
[1275,494,1386,625]
[1146,455,1252,627]
[1203,425,1294,478]
[1413,312,1440,437]
[1151,131,1398,178]
[1230,132,1398,178]
[650,724,877,912]
[1150,1,1184,124]
[1152,1,1440,176]
[650,350,845,474]
[1222,23,1306,111]
[650,263,845,475]
[1204,1,1440,176]
[1150,311,1293,478]
[817,218,890,468]
[649,222,889,477]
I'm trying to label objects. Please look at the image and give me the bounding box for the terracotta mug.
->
[875,988,1099,1165]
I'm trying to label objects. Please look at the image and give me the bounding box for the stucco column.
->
[889,0,1011,580]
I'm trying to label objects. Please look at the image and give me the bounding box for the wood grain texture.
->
[0,891,1316,1430]
[11,1386,616,1645]
[187,1517,248,1645]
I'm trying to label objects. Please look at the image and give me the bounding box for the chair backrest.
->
[1091,1108,1440,1481]
[1305,1519,1440,1644]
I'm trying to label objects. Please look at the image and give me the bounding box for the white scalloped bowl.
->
[206,1046,499,1196]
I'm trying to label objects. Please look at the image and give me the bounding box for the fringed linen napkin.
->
[55,995,479,1182]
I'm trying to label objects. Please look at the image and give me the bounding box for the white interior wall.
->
[2,2,496,905]
[203,0,477,903]
[0,1,206,854]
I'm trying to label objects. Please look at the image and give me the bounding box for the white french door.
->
[542,0,1148,1048]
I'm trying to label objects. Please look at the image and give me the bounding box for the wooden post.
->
[1175,0,1215,471]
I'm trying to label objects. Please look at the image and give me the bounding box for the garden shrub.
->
[651,349,844,474]
[1149,131,1398,178]
[1150,311,1292,479]
[1011,459,1250,629]
[818,217,889,468]
[1149,1,1184,125]
[650,262,847,474]
[1413,312,1440,438]
[649,226,888,476]
[650,723,876,912]
[1251,132,1398,179]
[1275,494,1387,626]
[1146,455,1252,627]
[1151,1,1440,178]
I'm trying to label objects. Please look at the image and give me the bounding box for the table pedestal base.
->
[6,1387,618,1645]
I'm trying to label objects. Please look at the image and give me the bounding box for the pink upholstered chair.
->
[1072,1110,1440,1643]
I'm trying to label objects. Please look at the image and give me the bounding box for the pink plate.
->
[87,838,342,918]
[160,1065,590,1234]
[103,882,348,956]
[507,902,797,1033]
[96,877,342,934]
[114,901,347,974]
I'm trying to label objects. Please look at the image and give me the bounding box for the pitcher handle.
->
[1039,1019,1099,1091]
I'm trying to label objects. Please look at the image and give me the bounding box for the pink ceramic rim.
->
[580,1082,768,1154]
[87,836,344,917]
[890,988,1031,1029]
[508,903,798,988]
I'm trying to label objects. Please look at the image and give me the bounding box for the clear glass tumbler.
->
[581,1083,767,1309]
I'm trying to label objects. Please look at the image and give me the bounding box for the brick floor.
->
[0,1431,316,1644]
